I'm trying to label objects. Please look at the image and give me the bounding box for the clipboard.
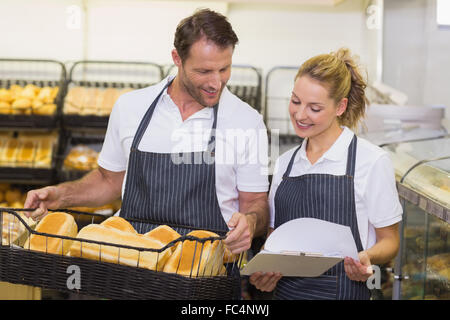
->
[240,251,343,277]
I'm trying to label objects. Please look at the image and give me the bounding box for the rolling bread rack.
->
[0,208,243,300]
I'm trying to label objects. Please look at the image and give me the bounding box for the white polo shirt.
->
[98,77,269,225]
[269,126,403,250]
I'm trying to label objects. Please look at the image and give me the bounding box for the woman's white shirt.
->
[269,126,403,250]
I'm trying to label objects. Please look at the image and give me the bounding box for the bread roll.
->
[0,88,12,102]
[69,224,172,271]
[0,101,11,114]
[34,103,56,115]
[143,225,181,252]
[12,98,31,110]
[163,230,226,277]
[24,212,78,255]
[5,189,22,204]
[101,216,137,234]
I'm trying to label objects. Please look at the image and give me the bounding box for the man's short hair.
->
[174,8,239,61]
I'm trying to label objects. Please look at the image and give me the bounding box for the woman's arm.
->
[345,222,400,282]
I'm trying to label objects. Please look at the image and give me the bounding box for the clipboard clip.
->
[280,251,324,257]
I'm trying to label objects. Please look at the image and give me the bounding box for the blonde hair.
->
[295,48,368,129]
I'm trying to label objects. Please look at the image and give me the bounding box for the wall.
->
[383,0,450,129]
[0,0,377,76]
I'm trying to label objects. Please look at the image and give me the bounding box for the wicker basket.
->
[0,208,241,300]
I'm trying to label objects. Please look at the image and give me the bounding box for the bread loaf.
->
[101,216,137,234]
[69,224,172,271]
[143,225,181,252]
[163,230,226,277]
[2,211,36,246]
[24,212,78,255]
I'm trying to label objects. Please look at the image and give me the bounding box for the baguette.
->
[69,224,172,271]
[163,230,226,277]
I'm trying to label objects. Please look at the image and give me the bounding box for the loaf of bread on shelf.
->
[34,137,53,168]
[16,139,36,166]
[1,139,20,165]
[24,212,78,255]
[163,230,226,277]
[0,101,11,114]
[64,86,84,114]
[0,88,12,102]
[143,225,181,253]
[101,216,137,234]
[69,224,172,271]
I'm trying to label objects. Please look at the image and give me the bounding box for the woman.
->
[250,48,402,300]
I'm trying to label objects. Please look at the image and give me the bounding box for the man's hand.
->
[24,186,62,221]
[223,212,256,254]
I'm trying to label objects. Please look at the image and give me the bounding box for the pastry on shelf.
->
[63,145,99,171]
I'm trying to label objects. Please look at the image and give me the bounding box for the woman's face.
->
[289,75,346,139]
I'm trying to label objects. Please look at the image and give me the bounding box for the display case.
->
[382,137,449,300]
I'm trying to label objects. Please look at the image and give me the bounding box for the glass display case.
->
[382,137,449,300]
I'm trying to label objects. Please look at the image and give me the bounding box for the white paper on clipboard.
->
[240,218,359,277]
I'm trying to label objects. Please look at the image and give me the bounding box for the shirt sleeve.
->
[235,115,270,193]
[364,153,403,228]
[97,96,128,172]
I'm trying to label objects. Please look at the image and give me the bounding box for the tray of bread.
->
[0,59,66,128]
[0,132,59,184]
[0,208,242,300]
[62,60,164,129]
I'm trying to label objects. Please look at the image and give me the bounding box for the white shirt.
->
[269,126,403,250]
[98,77,269,225]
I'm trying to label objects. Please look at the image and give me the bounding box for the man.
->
[24,9,269,255]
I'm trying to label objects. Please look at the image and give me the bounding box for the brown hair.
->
[174,8,239,62]
[295,48,368,129]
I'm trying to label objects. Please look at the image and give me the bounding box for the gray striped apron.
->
[273,135,371,300]
[119,79,229,236]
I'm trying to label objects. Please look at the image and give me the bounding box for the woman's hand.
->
[344,251,373,282]
[249,271,283,292]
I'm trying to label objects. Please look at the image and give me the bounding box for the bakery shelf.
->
[0,59,66,129]
[62,60,164,130]
[0,132,60,185]
[264,66,299,138]
[164,64,263,113]
[0,208,242,300]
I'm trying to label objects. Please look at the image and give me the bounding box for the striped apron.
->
[119,79,229,236]
[273,135,371,300]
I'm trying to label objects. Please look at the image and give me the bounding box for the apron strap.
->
[345,135,358,177]
[283,134,358,179]
[131,78,219,152]
[282,144,302,179]
[131,79,172,150]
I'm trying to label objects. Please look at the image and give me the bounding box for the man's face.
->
[174,37,233,108]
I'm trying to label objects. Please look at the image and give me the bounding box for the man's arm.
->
[24,167,125,220]
[223,191,269,254]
